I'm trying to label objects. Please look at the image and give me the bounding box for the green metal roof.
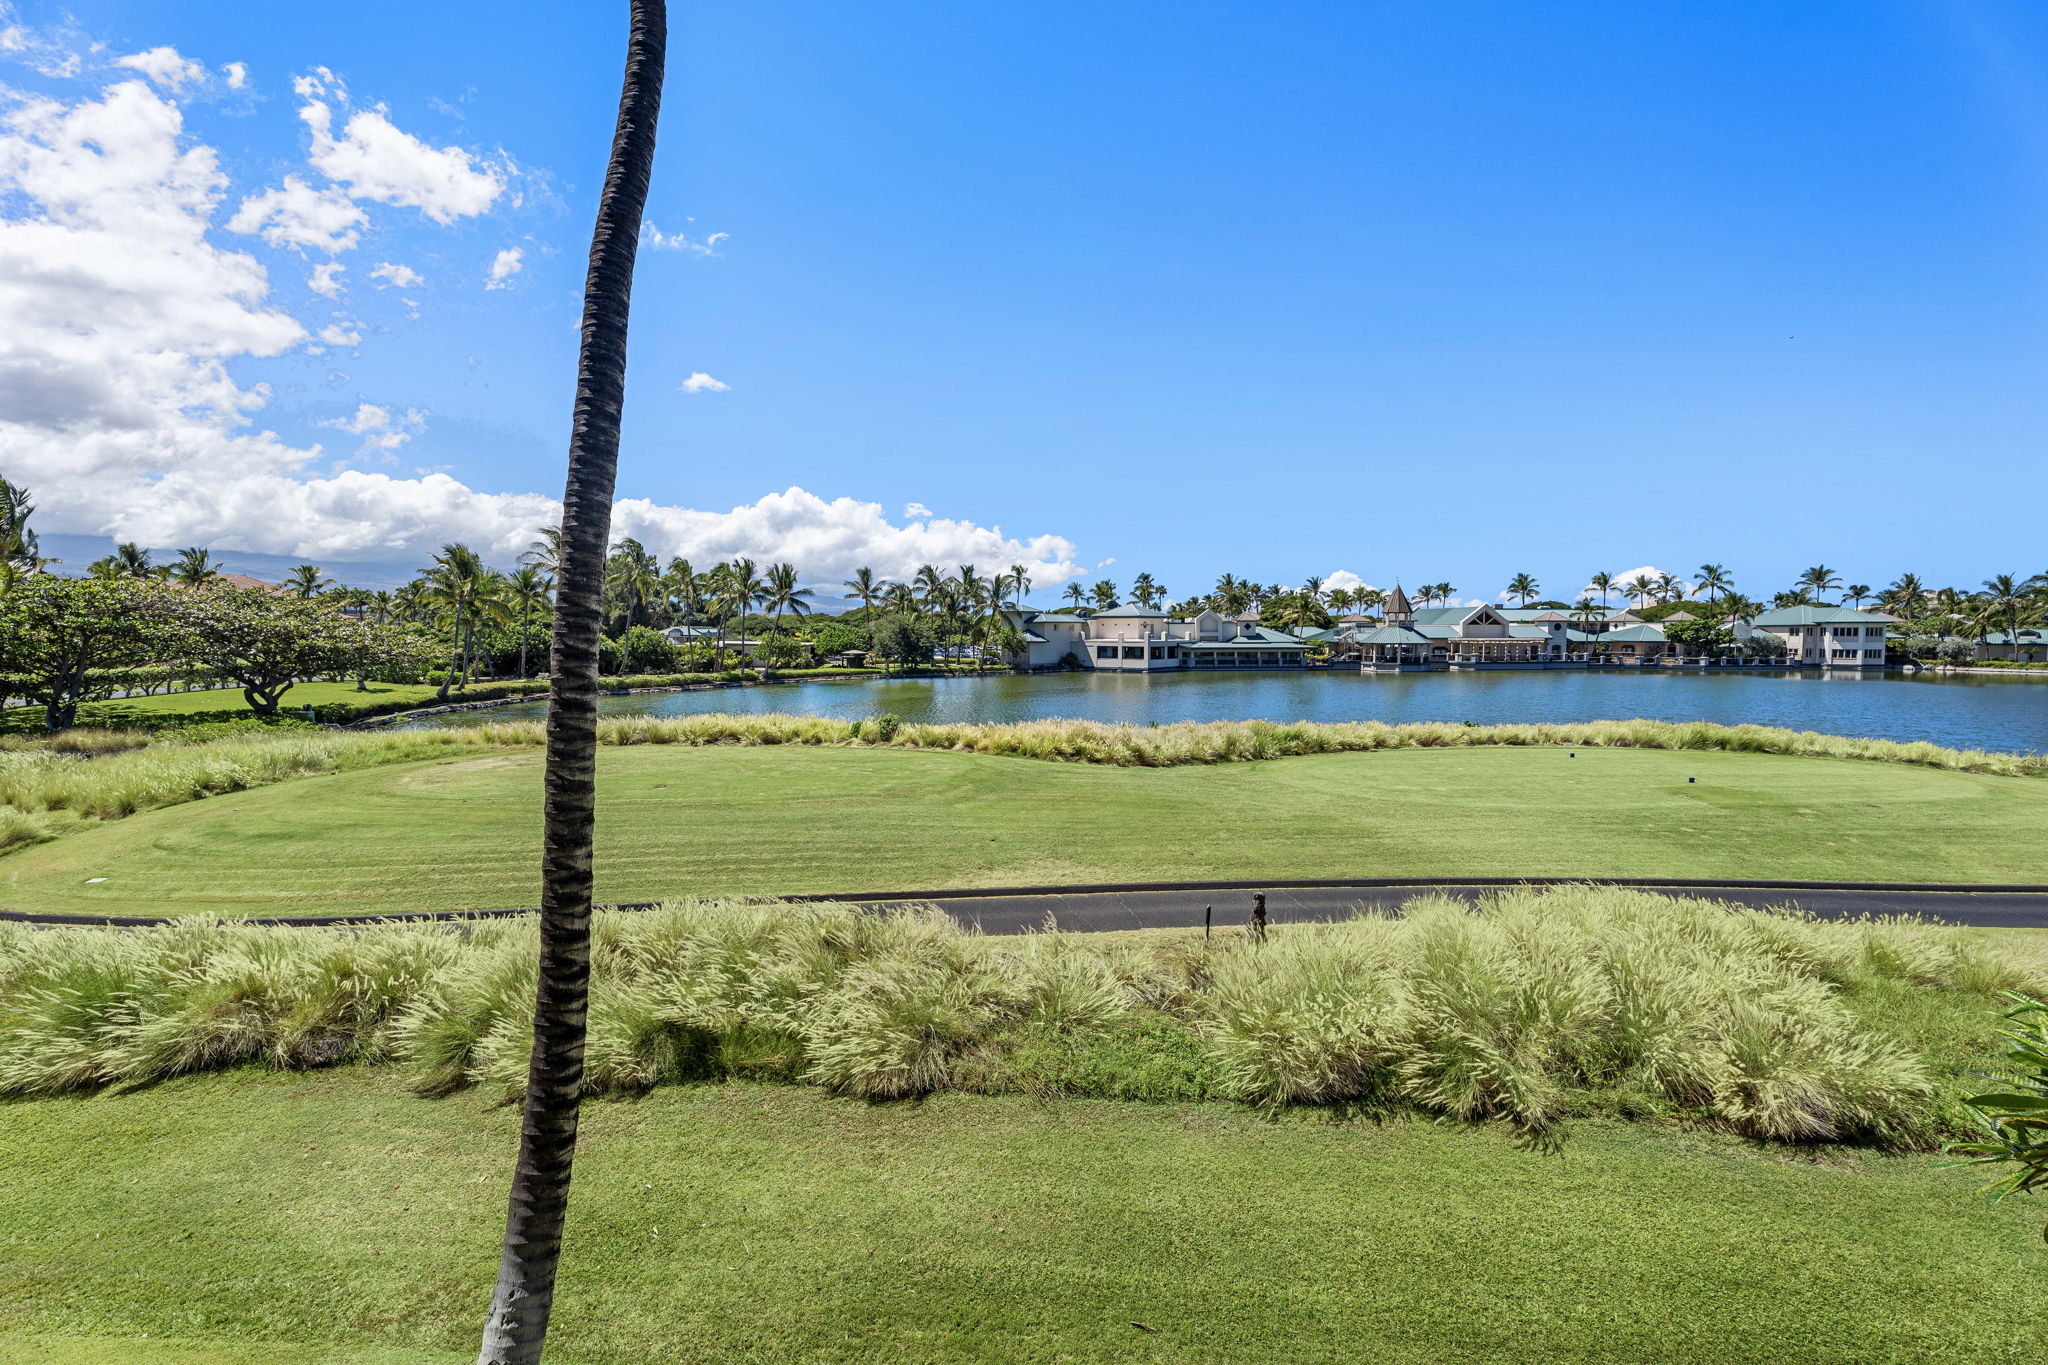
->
[1597,624,1668,643]
[1752,605,1896,626]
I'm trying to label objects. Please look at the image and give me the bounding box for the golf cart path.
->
[7,876,2048,931]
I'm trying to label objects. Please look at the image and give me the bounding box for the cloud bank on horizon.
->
[0,17,1086,584]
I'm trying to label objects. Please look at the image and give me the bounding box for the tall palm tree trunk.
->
[476,6,664,1362]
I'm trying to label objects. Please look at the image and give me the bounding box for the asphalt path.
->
[7,879,2048,931]
[870,884,2048,935]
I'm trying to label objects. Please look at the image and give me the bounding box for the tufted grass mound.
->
[5,886,2042,1149]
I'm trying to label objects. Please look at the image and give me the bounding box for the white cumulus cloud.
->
[903,502,933,520]
[642,220,727,255]
[222,62,248,91]
[307,262,345,297]
[320,400,425,455]
[679,371,728,393]
[484,246,522,289]
[1322,570,1376,596]
[297,71,503,224]
[0,70,1090,582]
[368,260,422,288]
[226,174,366,253]
[115,46,206,90]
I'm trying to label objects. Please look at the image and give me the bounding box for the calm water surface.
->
[418,669,2048,754]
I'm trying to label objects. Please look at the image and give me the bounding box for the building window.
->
[1095,646,1116,660]
[1150,646,1164,659]
[1123,646,1144,659]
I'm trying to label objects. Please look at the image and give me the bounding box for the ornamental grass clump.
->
[3,889,2043,1150]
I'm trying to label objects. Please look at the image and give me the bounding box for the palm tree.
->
[1655,572,1683,603]
[477,5,664,1361]
[168,547,221,586]
[1007,563,1032,606]
[603,537,660,633]
[521,525,564,577]
[1587,571,1614,610]
[658,557,701,627]
[723,556,765,650]
[1797,565,1841,603]
[1062,582,1087,611]
[1882,572,1925,620]
[1570,597,1602,633]
[0,479,42,586]
[422,543,489,698]
[107,542,153,578]
[1130,572,1164,609]
[1505,572,1539,605]
[1695,564,1731,607]
[1844,583,1872,609]
[284,563,333,598]
[760,561,813,661]
[505,566,553,679]
[841,567,886,645]
[1982,574,2030,661]
[1088,579,1119,611]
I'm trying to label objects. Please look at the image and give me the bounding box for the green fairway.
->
[5,743,2046,917]
[1,1069,2043,1365]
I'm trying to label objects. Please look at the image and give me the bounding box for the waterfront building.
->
[1748,605,1893,668]
[999,605,1309,670]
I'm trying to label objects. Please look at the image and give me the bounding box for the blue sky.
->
[4,1,2046,602]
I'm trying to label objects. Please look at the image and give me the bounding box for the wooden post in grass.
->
[1250,892,1267,942]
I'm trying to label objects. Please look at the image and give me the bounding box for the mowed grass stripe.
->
[1,1072,2044,1364]
[5,744,2044,917]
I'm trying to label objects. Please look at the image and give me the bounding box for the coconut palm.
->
[1695,564,1731,606]
[760,561,813,659]
[723,556,765,648]
[1007,563,1032,606]
[1587,571,1615,610]
[603,537,660,633]
[476,6,664,1361]
[658,557,701,627]
[168,547,221,586]
[421,543,489,698]
[0,478,42,585]
[841,567,886,645]
[1129,572,1164,609]
[1844,583,1872,609]
[1797,565,1841,602]
[1655,572,1683,603]
[284,564,333,598]
[1982,574,2031,660]
[1089,579,1118,611]
[1882,572,1925,620]
[1062,582,1087,611]
[1505,572,1539,605]
[521,526,564,577]
[103,542,153,578]
[505,566,553,679]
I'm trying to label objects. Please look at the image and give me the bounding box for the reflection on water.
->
[412,667,2048,755]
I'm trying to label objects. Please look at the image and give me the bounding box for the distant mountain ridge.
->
[40,534,427,591]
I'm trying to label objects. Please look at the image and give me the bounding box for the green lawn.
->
[7,744,2047,917]
[1,1068,2043,1364]
[0,682,451,735]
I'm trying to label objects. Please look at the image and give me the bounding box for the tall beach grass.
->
[3,886,2040,1147]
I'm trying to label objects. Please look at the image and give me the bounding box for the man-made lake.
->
[418,668,2048,754]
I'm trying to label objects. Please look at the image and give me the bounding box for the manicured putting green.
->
[2,1071,2044,1364]
[6,744,2046,917]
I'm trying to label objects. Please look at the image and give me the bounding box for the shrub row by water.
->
[0,712,2035,855]
[2,886,2040,1146]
